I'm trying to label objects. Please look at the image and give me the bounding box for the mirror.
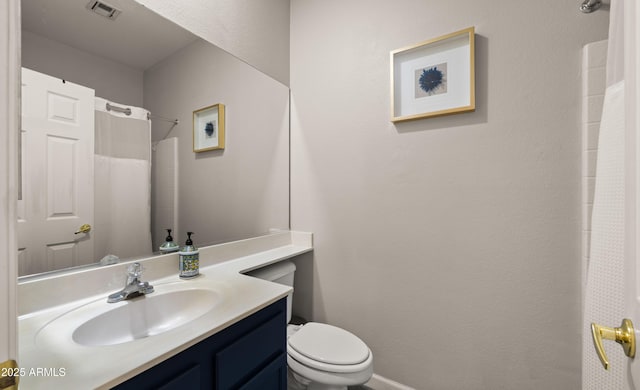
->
[18,0,290,277]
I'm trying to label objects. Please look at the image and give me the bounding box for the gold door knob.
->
[0,359,19,389]
[591,318,636,370]
[74,223,92,234]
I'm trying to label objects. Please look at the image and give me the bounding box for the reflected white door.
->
[18,68,95,275]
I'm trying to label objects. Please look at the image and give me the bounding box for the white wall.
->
[21,30,143,107]
[290,1,608,388]
[144,39,290,247]
[135,0,290,86]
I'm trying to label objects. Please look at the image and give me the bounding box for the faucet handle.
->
[127,262,143,278]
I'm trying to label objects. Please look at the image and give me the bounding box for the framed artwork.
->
[193,103,225,152]
[390,27,475,123]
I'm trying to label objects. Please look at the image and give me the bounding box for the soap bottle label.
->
[179,252,199,278]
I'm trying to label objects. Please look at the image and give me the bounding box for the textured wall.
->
[135,0,290,86]
[21,30,143,106]
[290,0,608,388]
[144,39,290,247]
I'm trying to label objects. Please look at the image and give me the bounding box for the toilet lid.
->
[287,322,370,365]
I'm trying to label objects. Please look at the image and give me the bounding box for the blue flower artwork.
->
[204,121,216,138]
[414,62,447,98]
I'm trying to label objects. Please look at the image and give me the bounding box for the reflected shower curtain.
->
[94,97,152,261]
[582,1,626,389]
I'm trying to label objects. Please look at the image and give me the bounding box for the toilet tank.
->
[245,260,296,323]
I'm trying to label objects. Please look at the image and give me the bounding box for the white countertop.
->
[18,231,312,389]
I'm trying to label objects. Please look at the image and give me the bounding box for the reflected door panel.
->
[18,68,95,275]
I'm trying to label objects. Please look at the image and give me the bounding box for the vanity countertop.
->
[18,231,312,389]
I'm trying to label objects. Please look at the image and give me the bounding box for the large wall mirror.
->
[18,0,290,277]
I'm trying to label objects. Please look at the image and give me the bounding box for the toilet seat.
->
[287,322,372,374]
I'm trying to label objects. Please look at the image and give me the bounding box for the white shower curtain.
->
[582,1,626,389]
[94,97,152,261]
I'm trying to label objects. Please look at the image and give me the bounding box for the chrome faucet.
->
[107,262,154,303]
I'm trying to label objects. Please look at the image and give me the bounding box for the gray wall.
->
[21,30,143,106]
[143,39,290,247]
[290,1,608,388]
[136,0,290,86]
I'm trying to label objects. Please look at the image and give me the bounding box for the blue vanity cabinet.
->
[112,298,287,390]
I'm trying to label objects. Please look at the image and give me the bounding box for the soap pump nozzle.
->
[159,228,179,253]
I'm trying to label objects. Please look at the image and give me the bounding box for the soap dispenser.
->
[178,232,199,279]
[159,229,179,253]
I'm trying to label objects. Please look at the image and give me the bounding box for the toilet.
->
[246,261,373,390]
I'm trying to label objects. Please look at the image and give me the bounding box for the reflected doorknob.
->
[74,223,92,234]
[591,318,636,370]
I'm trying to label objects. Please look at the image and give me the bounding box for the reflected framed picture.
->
[193,103,225,152]
[391,27,475,123]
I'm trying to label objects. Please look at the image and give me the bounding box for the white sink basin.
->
[74,289,218,346]
[36,285,220,347]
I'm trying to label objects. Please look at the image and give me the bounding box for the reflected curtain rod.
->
[579,0,601,13]
[105,102,179,125]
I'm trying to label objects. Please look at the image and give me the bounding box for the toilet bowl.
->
[287,322,373,390]
[245,261,373,390]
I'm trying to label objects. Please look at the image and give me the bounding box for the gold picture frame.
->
[193,103,225,152]
[390,27,475,123]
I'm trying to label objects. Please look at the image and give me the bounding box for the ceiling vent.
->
[86,0,122,20]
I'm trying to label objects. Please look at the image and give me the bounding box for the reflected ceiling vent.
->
[86,0,122,20]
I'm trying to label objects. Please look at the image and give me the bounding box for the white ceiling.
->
[21,0,199,70]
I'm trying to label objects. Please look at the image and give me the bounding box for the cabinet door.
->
[157,365,201,390]
[216,310,286,389]
[112,348,209,390]
[239,353,287,390]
